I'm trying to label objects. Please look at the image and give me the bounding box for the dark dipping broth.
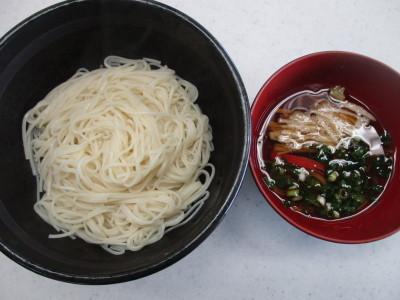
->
[257,86,393,220]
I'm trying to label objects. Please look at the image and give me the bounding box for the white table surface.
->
[1,0,400,299]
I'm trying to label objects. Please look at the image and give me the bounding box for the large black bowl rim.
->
[0,0,250,284]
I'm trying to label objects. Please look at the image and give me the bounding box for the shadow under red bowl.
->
[250,51,400,243]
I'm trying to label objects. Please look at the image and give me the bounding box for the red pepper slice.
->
[272,153,326,173]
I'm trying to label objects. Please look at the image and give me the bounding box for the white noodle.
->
[22,56,214,254]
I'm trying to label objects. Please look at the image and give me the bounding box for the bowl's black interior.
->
[0,0,249,283]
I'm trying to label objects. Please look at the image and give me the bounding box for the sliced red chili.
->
[272,153,326,173]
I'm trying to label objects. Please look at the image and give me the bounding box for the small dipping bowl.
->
[250,51,400,243]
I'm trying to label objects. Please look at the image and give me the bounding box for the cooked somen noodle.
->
[22,56,214,254]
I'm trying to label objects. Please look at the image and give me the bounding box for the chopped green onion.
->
[351,193,364,203]
[317,195,326,206]
[265,134,392,220]
[263,177,276,188]
[327,171,339,182]
[286,189,300,198]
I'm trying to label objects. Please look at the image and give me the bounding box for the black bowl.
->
[0,0,249,284]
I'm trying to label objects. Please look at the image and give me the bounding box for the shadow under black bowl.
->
[0,0,249,284]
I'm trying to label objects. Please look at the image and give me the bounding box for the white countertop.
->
[1,0,400,299]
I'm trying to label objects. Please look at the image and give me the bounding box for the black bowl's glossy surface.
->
[0,0,249,284]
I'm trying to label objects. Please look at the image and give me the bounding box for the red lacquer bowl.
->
[250,51,400,243]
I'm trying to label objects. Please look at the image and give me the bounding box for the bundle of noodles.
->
[22,56,215,254]
[268,97,375,153]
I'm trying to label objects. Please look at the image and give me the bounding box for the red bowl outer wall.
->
[250,51,400,243]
